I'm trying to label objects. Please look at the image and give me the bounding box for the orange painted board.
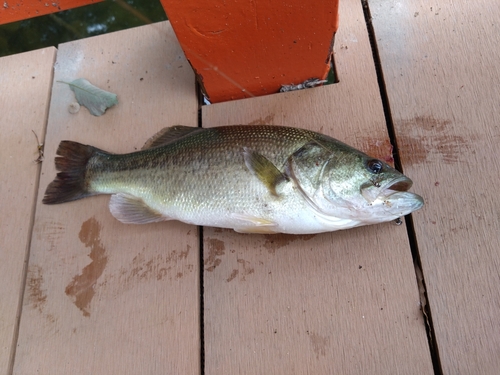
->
[161,0,339,103]
[0,0,103,25]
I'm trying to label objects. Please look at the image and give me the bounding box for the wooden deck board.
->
[11,22,200,375]
[371,0,500,373]
[0,47,56,375]
[201,0,433,373]
[2,0,497,373]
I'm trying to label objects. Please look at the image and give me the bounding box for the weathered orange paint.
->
[0,0,103,25]
[161,0,339,103]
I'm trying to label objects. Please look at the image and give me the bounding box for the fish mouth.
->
[380,176,413,197]
[378,176,424,213]
[361,176,414,203]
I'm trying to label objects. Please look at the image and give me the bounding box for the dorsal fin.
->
[142,125,204,149]
[242,147,288,196]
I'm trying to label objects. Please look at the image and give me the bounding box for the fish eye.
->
[367,159,383,174]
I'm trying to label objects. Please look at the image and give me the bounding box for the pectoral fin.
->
[243,147,288,196]
[109,193,171,224]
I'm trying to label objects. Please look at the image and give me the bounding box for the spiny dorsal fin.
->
[243,147,288,196]
[142,125,204,149]
[109,193,171,224]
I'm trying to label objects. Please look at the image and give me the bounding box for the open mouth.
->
[361,176,414,203]
[381,176,424,214]
[381,176,413,195]
[361,175,423,214]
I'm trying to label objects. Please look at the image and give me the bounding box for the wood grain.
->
[13,22,200,375]
[371,0,500,373]
[201,0,433,373]
[0,47,56,375]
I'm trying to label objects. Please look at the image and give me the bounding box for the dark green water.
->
[0,0,167,58]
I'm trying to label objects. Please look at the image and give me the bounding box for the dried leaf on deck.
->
[60,78,118,116]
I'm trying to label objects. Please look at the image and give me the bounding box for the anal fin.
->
[109,193,170,224]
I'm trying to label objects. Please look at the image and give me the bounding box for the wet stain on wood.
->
[263,234,316,253]
[308,331,330,359]
[395,116,476,165]
[236,258,254,280]
[398,134,474,165]
[27,265,47,313]
[407,115,451,132]
[122,244,191,283]
[94,244,194,299]
[204,238,225,271]
[247,114,276,125]
[65,217,108,317]
[226,269,239,282]
[226,258,255,282]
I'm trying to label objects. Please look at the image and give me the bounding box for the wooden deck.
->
[1,0,499,374]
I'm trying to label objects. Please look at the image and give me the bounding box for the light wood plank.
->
[13,22,200,375]
[201,0,433,373]
[0,47,56,375]
[371,0,500,373]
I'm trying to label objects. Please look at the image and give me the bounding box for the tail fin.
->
[43,141,99,204]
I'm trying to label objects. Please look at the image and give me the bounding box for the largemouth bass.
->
[43,125,423,234]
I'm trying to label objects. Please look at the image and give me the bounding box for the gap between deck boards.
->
[362,1,442,374]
